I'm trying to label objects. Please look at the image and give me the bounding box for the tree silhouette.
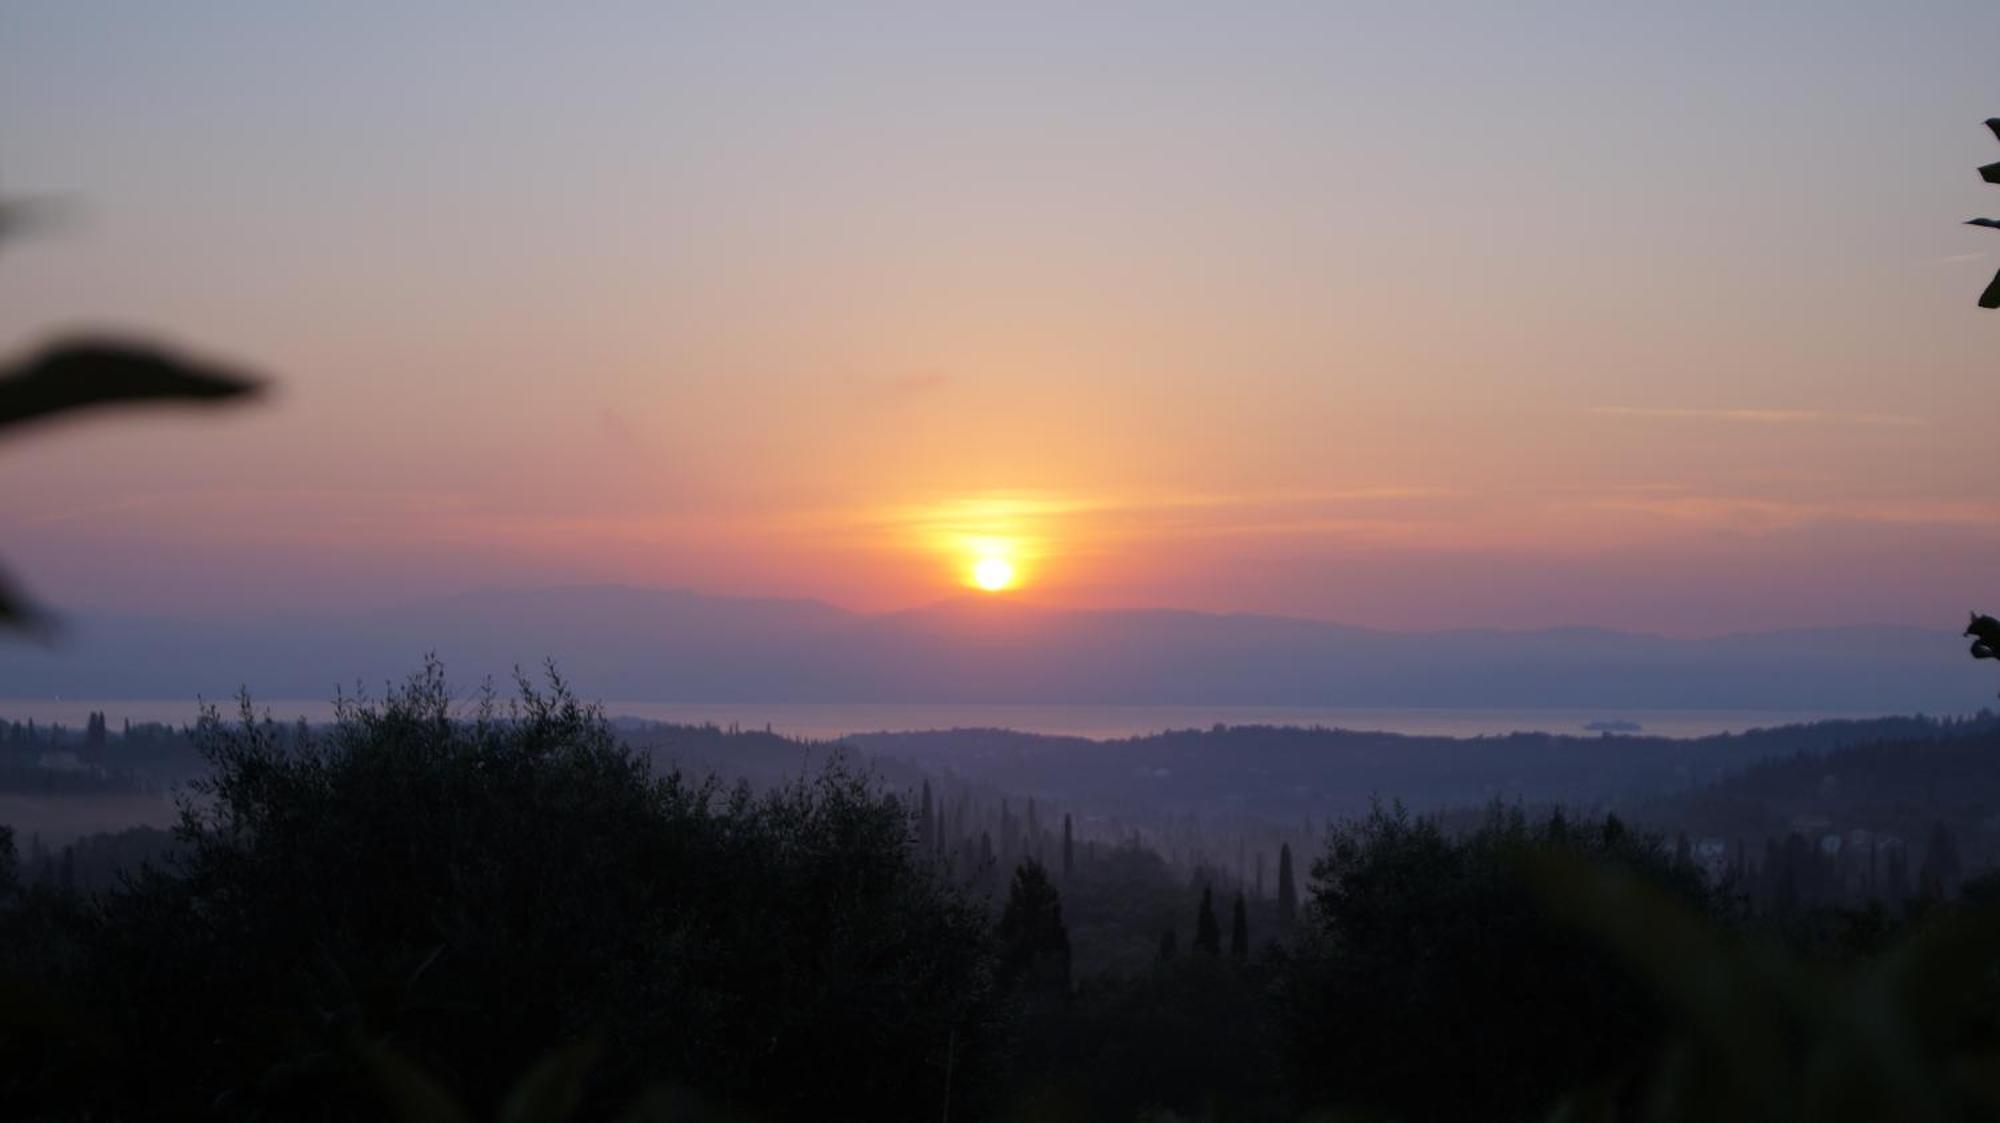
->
[1193,885,1222,957]
[1061,812,1074,881]
[1919,820,1963,900]
[1230,891,1249,960]
[1282,803,1714,1123]
[45,661,1001,1119]
[998,858,1071,997]
[1276,842,1298,932]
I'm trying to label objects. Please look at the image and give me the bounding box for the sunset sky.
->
[3,3,1998,635]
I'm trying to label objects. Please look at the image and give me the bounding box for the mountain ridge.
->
[0,584,1980,711]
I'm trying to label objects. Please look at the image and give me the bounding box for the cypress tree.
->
[1277,842,1298,931]
[1920,821,1963,900]
[1158,928,1178,962]
[1230,890,1249,960]
[997,859,1071,996]
[1061,813,1074,881]
[1194,885,1222,957]
[1886,842,1912,903]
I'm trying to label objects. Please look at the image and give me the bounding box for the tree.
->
[56,661,1003,1121]
[1920,820,1963,900]
[1158,928,1178,962]
[998,859,1071,998]
[1276,842,1298,931]
[1193,885,1222,957]
[1062,812,1074,881]
[1886,841,1913,904]
[1018,937,1286,1120]
[1281,802,1715,1123]
[1230,891,1249,960]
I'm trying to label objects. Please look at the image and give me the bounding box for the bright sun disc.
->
[972,556,1015,592]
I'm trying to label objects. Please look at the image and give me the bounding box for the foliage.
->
[998,859,1072,998]
[1281,802,1715,1123]
[1535,856,2000,1123]
[1193,885,1223,958]
[12,660,1000,1121]
[1276,841,1298,933]
[1003,957,1286,1122]
[1968,119,2000,308]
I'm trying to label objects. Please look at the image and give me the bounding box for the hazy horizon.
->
[3,583,1985,711]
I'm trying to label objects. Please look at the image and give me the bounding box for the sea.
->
[0,699,1899,741]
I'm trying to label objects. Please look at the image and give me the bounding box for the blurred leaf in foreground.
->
[1531,852,2000,1123]
[0,565,54,636]
[1970,118,2000,308]
[0,337,264,433]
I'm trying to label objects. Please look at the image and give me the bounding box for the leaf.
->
[1523,852,1799,1120]
[0,565,56,636]
[499,1040,601,1123]
[1982,270,2000,310]
[0,337,263,432]
[0,195,71,249]
[359,1041,470,1123]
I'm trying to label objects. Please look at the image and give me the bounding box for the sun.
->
[971,556,1016,592]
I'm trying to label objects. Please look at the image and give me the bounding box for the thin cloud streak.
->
[1577,494,2000,530]
[1586,406,1928,427]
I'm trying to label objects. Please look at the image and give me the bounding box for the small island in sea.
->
[1583,718,1645,734]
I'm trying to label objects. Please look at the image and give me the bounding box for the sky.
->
[2,2,1999,636]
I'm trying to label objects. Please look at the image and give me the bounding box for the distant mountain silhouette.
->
[0,585,1982,711]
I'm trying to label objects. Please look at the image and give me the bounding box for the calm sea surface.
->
[0,700,1897,741]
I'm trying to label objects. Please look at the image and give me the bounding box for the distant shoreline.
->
[0,699,1904,742]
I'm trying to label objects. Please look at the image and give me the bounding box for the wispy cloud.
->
[814,486,1469,560]
[1586,406,1926,428]
[1575,493,2000,530]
